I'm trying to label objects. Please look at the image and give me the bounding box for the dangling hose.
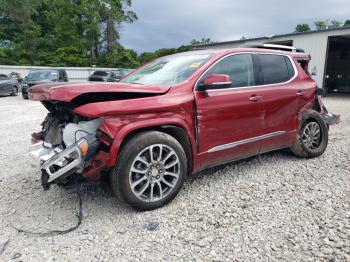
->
[11,178,83,237]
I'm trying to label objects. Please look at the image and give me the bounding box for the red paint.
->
[29,82,171,102]
[28,48,338,179]
[203,74,230,86]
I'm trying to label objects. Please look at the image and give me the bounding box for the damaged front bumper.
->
[30,136,99,190]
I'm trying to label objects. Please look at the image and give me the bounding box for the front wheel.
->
[110,131,187,211]
[290,111,328,158]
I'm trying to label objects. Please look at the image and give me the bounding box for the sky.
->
[119,0,350,53]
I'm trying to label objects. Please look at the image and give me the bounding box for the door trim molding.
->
[207,131,286,153]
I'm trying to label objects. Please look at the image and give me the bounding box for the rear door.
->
[256,54,301,152]
[195,53,263,167]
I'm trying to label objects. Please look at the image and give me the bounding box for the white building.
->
[196,26,350,93]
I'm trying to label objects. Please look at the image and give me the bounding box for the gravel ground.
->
[0,94,349,261]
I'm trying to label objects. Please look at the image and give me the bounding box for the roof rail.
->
[240,43,305,53]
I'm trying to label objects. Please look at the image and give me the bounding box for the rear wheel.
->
[10,86,18,96]
[110,131,187,211]
[291,111,328,158]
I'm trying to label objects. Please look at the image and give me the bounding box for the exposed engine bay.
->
[29,103,103,189]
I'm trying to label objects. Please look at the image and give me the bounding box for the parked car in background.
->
[114,68,133,82]
[88,69,133,82]
[0,74,19,96]
[22,69,68,99]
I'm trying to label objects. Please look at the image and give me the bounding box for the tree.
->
[190,38,212,46]
[328,20,343,29]
[295,24,311,33]
[344,20,350,27]
[0,0,138,67]
[315,21,328,30]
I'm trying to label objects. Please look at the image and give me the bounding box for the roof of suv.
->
[179,47,310,60]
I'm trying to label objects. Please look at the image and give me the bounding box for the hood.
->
[28,82,171,103]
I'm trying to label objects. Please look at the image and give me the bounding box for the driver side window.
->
[199,54,255,89]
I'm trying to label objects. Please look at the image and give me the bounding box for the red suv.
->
[28,45,339,210]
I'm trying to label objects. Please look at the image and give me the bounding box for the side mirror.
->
[198,74,231,91]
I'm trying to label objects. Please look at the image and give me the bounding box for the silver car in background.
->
[0,74,19,96]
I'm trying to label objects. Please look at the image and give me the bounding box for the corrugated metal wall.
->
[0,65,118,82]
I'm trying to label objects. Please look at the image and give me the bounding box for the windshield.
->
[120,54,211,85]
[27,70,58,81]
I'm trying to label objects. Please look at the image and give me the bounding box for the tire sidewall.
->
[111,131,187,211]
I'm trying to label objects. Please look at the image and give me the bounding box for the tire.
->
[10,86,18,96]
[290,110,328,158]
[110,131,187,211]
[22,93,28,99]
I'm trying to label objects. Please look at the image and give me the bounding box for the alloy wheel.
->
[301,122,321,150]
[129,144,180,202]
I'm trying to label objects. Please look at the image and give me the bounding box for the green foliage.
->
[328,20,343,29]
[295,24,311,33]
[136,40,206,65]
[315,21,328,30]
[314,20,343,30]
[0,0,212,69]
[190,38,212,46]
[295,20,348,32]
[0,0,138,67]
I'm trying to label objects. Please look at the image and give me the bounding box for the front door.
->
[195,53,263,168]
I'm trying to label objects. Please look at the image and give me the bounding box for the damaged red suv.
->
[28,45,339,210]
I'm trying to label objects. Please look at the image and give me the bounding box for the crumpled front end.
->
[29,113,105,190]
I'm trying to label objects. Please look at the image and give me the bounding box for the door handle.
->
[249,95,262,102]
[297,91,307,96]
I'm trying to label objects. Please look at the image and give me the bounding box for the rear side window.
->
[259,54,295,84]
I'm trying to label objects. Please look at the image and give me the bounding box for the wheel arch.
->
[297,109,328,133]
[108,122,196,175]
